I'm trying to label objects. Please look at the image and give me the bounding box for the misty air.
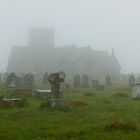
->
[0,0,140,139]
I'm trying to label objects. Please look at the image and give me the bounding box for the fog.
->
[0,0,140,73]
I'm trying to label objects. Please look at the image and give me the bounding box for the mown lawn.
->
[0,87,140,140]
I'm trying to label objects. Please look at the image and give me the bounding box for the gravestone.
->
[105,75,112,87]
[42,72,48,84]
[17,77,24,89]
[91,80,99,88]
[81,74,89,88]
[73,74,80,88]
[129,74,135,87]
[6,73,18,89]
[65,83,70,90]
[24,73,34,90]
[132,84,140,98]
[48,71,65,107]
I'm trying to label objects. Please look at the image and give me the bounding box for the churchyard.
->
[0,73,140,140]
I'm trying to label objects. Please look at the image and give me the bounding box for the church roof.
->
[8,45,121,70]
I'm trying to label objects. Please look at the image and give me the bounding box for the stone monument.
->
[24,73,34,90]
[73,74,81,88]
[105,75,112,87]
[132,83,140,98]
[48,71,65,107]
[81,74,89,88]
[129,74,135,88]
[6,73,18,89]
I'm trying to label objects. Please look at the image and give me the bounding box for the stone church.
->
[8,28,121,77]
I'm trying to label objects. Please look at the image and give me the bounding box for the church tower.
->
[29,27,55,48]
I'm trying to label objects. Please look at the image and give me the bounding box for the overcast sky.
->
[0,0,140,73]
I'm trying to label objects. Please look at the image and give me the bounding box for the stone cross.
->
[48,71,65,107]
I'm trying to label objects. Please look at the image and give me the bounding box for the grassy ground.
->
[0,86,140,140]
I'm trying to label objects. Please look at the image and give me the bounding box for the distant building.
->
[8,28,121,77]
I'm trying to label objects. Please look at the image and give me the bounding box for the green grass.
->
[0,86,140,139]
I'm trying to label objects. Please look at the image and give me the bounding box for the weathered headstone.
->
[129,74,135,87]
[6,73,18,89]
[42,72,48,84]
[24,73,34,90]
[73,74,80,88]
[91,80,99,88]
[132,84,140,98]
[65,83,70,90]
[48,71,65,107]
[105,75,112,87]
[81,74,89,88]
